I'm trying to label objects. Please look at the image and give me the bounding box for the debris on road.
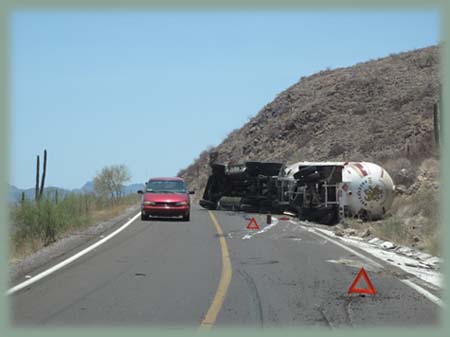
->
[309,224,442,288]
[381,241,396,250]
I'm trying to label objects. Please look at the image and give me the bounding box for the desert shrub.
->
[377,182,440,254]
[418,157,440,180]
[371,216,406,244]
[328,143,346,157]
[405,133,435,162]
[10,192,140,259]
[404,187,439,220]
[423,231,440,256]
[382,157,418,187]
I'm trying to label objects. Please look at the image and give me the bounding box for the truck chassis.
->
[199,160,344,225]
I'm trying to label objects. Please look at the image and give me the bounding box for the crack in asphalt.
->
[237,269,264,327]
[344,297,355,327]
[316,306,333,329]
[240,260,279,266]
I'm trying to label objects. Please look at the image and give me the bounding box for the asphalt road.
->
[10,206,440,327]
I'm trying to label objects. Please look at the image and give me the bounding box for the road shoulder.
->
[9,204,140,285]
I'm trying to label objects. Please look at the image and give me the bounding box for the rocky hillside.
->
[179,45,440,197]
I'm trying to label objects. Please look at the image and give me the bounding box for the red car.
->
[138,177,194,221]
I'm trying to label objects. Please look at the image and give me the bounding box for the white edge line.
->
[401,279,445,308]
[6,212,141,295]
[254,218,279,235]
[305,226,384,270]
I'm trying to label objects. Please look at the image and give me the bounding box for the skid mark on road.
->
[237,269,264,327]
[199,211,232,329]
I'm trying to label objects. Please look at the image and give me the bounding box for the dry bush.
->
[10,193,140,261]
[385,183,439,254]
[418,157,440,180]
[382,157,418,187]
[370,216,410,246]
[423,231,440,256]
[408,187,439,219]
[404,133,436,162]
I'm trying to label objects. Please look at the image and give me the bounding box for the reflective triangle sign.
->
[246,217,260,230]
[348,267,377,295]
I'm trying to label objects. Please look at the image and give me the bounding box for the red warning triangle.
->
[246,217,260,230]
[348,267,377,295]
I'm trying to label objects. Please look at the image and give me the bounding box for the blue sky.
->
[10,10,440,189]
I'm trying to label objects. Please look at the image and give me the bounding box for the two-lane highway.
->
[10,206,440,327]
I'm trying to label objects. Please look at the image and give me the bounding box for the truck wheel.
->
[199,199,217,210]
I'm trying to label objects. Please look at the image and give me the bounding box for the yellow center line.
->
[199,211,232,329]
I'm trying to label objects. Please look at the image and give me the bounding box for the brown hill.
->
[178,45,440,198]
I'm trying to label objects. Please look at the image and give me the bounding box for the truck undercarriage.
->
[199,159,343,225]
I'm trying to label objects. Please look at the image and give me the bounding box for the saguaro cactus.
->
[34,149,48,201]
[39,149,47,198]
[433,102,440,148]
[35,155,40,201]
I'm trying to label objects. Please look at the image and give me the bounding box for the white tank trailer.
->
[200,159,395,225]
[284,161,395,222]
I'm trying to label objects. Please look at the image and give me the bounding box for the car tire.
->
[141,212,147,221]
[183,213,190,221]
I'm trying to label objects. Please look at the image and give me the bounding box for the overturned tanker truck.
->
[199,157,395,225]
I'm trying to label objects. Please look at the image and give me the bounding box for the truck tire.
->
[199,199,217,210]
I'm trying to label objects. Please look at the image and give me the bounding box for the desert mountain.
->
[179,45,440,196]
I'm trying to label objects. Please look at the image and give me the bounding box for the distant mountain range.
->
[8,181,145,204]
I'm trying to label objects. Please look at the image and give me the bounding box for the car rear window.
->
[146,180,187,193]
